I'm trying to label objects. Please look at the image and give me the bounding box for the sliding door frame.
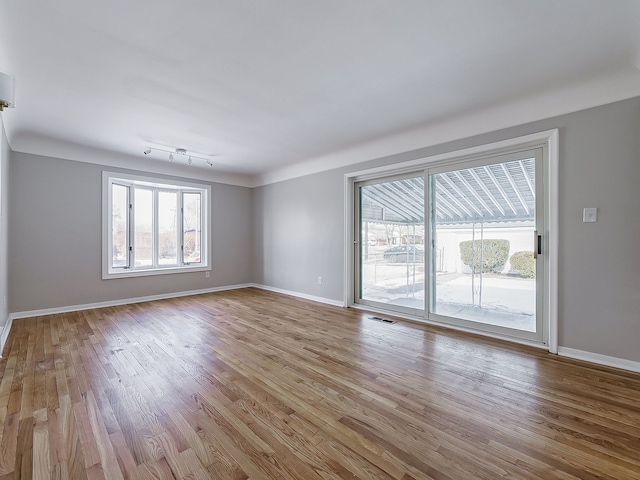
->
[344,130,559,352]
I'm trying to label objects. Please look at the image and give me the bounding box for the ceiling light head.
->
[0,72,16,111]
[206,160,213,167]
[143,148,151,155]
[169,153,173,161]
[187,156,192,165]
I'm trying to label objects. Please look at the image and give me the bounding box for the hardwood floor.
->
[0,288,638,479]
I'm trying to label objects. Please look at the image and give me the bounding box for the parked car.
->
[383,245,425,263]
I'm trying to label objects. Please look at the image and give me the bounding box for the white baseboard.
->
[0,316,14,357]
[250,283,345,308]
[557,347,640,373]
[8,283,253,322]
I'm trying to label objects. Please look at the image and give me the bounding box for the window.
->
[102,172,210,278]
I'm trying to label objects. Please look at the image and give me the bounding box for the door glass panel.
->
[430,157,536,332]
[359,176,425,312]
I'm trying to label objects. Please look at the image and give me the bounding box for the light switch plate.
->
[583,207,597,223]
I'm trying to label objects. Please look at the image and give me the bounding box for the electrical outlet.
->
[317,276,322,285]
[205,271,211,278]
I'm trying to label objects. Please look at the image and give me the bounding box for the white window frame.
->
[102,171,211,279]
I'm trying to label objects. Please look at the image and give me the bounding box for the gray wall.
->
[0,117,9,328]
[253,168,345,301]
[8,153,253,312]
[253,97,640,362]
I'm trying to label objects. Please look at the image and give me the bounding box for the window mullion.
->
[129,185,135,269]
[179,191,184,266]
[125,185,131,269]
[152,188,157,268]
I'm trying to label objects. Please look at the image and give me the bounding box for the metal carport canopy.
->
[360,158,535,226]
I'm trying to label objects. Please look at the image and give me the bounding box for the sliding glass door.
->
[355,148,545,343]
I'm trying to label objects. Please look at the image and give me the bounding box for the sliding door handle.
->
[533,231,542,258]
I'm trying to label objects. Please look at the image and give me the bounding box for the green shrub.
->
[459,239,510,274]
[509,251,536,278]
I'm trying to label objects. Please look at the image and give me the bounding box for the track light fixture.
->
[143,147,214,167]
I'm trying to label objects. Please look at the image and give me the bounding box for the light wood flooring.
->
[0,287,639,479]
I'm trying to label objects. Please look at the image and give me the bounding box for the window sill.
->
[103,265,211,280]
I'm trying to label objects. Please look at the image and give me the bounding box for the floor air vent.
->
[368,316,396,324]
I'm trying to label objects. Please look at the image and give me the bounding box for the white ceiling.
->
[1,1,639,187]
